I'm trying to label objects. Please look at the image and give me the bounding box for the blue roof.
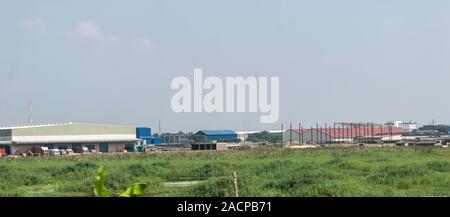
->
[197,130,237,136]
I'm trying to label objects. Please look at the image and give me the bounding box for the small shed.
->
[191,143,227,151]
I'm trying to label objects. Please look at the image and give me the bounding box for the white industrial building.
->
[385,121,417,132]
[0,123,138,155]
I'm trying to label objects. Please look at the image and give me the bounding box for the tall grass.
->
[0,147,449,197]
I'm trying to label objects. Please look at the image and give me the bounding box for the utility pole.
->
[158,120,161,135]
[389,125,392,141]
[27,100,33,125]
[363,124,367,143]
[289,122,292,146]
[371,123,374,143]
[333,123,336,144]
[329,126,332,144]
[346,125,349,144]
[357,123,360,142]
[316,123,319,145]
[319,124,323,145]
[380,125,383,144]
[299,123,303,145]
[350,123,353,143]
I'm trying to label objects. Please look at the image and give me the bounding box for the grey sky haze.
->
[1,0,450,132]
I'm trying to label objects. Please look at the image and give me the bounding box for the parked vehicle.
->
[434,140,447,147]
[75,146,90,154]
[30,146,50,156]
[0,147,6,157]
[144,145,158,152]
[50,149,61,156]
[66,149,74,155]
[396,140,414,147]
[59,149,67,155]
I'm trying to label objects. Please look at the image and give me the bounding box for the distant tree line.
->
[246,131,281,144]
[188,133,206,143]
[418,125,450,135]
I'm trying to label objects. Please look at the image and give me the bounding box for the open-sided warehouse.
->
[0,123,138,155]
[282,127,408,144]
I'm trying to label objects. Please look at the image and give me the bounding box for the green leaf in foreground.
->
[120,183,147,197]
[93,166,109,197]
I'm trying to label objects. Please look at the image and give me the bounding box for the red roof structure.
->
[292,127,408,139]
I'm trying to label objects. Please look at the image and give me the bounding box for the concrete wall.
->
[216,143,228,151]
[381,135,403,141]
[107,142,129,152]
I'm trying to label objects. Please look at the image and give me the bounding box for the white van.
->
[50,149,61,156]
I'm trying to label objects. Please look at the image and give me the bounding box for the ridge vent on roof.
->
[0,122,74,129]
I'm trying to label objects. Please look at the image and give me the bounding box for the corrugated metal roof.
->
[235,130,282,134]
[0,123,74,130]
[0,122,135,130]
[236,131,260,134]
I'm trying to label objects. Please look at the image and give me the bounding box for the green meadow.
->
[0,147,449,197]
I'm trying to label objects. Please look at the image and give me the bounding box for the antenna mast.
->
[27,100,33,125]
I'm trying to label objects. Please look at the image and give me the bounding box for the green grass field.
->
[1,147,449,197]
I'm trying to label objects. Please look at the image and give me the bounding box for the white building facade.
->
[386,121,417,132]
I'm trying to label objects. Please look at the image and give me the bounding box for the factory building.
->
[0,123,144,155]
[385,121,417,132]
[160,132,191,145]
[282,127,408,144]
[195,130,238,141]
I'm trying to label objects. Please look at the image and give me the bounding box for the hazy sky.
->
[1,0,450,132]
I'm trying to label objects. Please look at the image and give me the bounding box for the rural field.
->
[0,147,449,197]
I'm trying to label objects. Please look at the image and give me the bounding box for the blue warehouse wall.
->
[196,130,238,141]
[136,127,152,144]
[151,137,161,144]
[206,134,237,141]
